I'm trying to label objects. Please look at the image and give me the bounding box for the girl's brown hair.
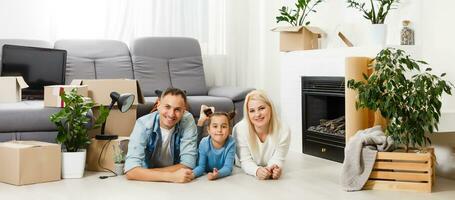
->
[207,111,236,128]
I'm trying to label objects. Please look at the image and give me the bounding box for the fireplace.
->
[301,76,345,163]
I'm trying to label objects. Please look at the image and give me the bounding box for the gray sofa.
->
[0,37,253,143]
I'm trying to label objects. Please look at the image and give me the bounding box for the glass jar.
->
[400,20,415,45]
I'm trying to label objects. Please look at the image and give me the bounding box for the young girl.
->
[192,105,236,180]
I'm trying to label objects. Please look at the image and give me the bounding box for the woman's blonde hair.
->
[242,90,280,154]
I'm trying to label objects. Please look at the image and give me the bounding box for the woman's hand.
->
[256,167,271,180]
[207,168,219,181]
[270,164,282,179]
[197,105,214,126]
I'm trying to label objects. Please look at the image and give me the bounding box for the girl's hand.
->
[198,105,214,126]
[207,168,219,181]
[256,167,271,180]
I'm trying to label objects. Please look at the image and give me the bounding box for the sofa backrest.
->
[54,39,134,84]
[0,39,52,72]
[130,37,207,97]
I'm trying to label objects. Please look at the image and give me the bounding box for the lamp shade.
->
[109,92,135,113]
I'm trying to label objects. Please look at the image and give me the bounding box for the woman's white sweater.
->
[232,120,291,177]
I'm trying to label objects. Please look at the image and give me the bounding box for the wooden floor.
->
[1,152,455,200]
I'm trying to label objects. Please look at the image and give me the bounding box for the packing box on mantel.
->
[0,76,29,103]
[44,85,89,107]
[71,79,145,137]
[86,137,129,172]
[271,26,325,52]
[0,141,61,186]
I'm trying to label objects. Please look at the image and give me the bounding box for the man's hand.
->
[170,168,194,183]
[207,168,219,181]
[256,167,271,180]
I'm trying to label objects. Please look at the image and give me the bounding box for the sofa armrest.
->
[208,86,254,102]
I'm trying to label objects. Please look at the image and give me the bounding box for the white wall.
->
[275,0,455,133]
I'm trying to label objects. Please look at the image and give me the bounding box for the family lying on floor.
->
[124,88,291,183]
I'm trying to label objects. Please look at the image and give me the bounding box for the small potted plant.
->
[347,48,453,152]
[273,0,325,51]
[50,89,109,178]
[112,144,126,175]
[347,0,400,45]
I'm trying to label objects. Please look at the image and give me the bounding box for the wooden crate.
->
[363,148,435,192]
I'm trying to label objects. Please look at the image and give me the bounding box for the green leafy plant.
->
[50,89,109,152]
[112,144,126,164]
[276,0,325,26]
[347,48,453,152]
[347,0,400,24]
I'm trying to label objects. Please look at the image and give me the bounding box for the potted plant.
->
[276,0,325,26]
[347,0,400,45]
[50,89,109,178]
[112,144,126,175]
[347,48,453,152]
[273,0,325,51]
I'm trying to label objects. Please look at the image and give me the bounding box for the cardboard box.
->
[0,76,29,103]
[70,79,144,106]
[86,137,129,172]
[71,79,145,137]
[271,26,325,52]
[88,106,138,137]
[0,141,61,185]
[43,85,89,107]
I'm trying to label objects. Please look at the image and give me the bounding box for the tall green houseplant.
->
[50,89,109,152]
[348,48,453,152]
[276,0,325,26]
[347,0,400,24]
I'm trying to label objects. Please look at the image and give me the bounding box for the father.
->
[125,88,197,183]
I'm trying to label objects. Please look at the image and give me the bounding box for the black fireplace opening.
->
[302,76,345,163]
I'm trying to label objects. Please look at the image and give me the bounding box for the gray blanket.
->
[340,125,395,191]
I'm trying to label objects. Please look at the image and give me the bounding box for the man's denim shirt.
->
[124,111,198,172]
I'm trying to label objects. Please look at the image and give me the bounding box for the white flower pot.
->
[370,24,387,46]
[62,150,86,179]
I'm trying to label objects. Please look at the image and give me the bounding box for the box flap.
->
[70,79,83,86]
[15,77,29,89]
[305,26,325,35]
[135,81,145,104]
[271,26,304,32]
[75,79,144,106]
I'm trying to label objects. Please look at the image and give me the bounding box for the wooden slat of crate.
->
[370,171,430,182]
[363,180,432,193]
[376,151,431,161]
[363,148,434,192]
[373,161,429,172]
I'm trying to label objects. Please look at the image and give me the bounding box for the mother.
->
[233,90,291,180]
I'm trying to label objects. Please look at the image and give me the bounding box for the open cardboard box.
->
[271,26,325,52]
[0,76,29,103]
[70,79,145,137]
[43,85,88,107]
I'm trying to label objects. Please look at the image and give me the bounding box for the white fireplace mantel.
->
[279,46,455,153]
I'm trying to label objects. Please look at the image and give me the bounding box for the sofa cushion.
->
[130,37,207,96]
[169,56,207,95]
[132,56,172,97]
[54,40,133,84]
[0,101,59,132]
